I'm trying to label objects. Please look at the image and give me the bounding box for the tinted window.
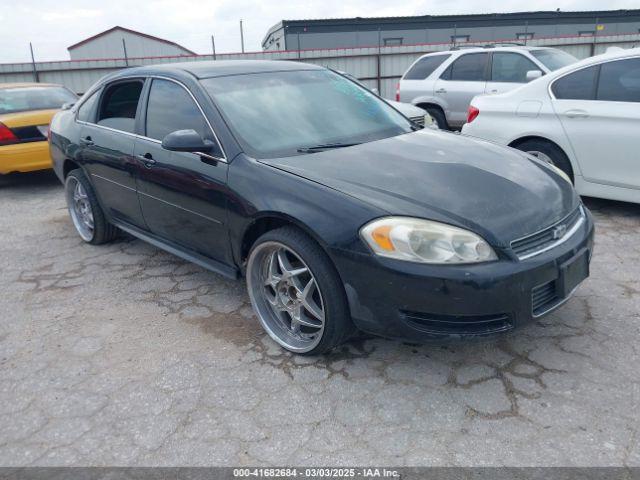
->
[530,49,577,71]
[145,79,209,141]
[201,70,412,159]
[597,58,640,103]
[552,66,598,100]
[491,53,540,83]
[0,86,77,115]
[447,53,488,81]
[97,81,143,133]
[403,55,450,80]
[77,91,100,123]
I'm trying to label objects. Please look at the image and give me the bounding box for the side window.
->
[76,90,100,123]
[491,53,541,83]
[403,55,450,80]
[97,81,143,133]
[552,66,598,100]
[597,58,640,103]
[446,53,489,82]
[145,79,209,141]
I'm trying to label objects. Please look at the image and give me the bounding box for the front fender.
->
[227,155,385,268]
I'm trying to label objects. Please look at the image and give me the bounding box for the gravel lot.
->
[0,170,639,467]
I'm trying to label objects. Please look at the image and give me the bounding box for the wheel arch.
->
[508,135,578,177]
[62,158,82,179]
[238,212,330,268]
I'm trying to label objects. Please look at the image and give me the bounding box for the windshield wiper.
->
[297,142,361,153]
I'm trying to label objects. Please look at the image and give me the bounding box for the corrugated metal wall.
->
[1,33,639,99]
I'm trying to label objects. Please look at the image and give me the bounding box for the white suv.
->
[397,46,577,129]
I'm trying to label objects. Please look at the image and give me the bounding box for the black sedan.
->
[49,60,594,355]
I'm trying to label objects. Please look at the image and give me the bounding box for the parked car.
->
[398,46,577,130]
[0,83,78,174]
[462,47,640,205]
[338,71,439,129]
[50,60,594,355]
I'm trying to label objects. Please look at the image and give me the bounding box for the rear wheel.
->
[246,226,355,355]
[514,139,574,183]
[424,107,449,130]
[65,169,117,244]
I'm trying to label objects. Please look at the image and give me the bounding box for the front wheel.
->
[65,169,118,244]
[246,226,355,355]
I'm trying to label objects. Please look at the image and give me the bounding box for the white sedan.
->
[462,47,640,204]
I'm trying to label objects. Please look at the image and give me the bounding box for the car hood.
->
[259,130,579,247]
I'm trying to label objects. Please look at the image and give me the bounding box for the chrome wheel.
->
[65,176,94,242]
[526,150,555,166]
[247,241,325,353]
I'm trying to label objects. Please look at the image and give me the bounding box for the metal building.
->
[67,26,196,61]
[262,9,640,51]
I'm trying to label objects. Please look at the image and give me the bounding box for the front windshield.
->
[0,86,77,114]
[530,49,577,71]
[201,69,413,158]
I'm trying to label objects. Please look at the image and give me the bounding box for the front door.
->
[134,78,231,264]
[434,52,489,127]
[79,79,147,227]
[553,58,640,190]
[485,52,542,95]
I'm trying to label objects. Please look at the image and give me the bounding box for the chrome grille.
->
[511,206,584,260]
[410,115,425,126]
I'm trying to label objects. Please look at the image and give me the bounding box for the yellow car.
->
[0,83,77,174]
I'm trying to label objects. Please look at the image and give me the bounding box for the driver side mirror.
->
[526,70,543,82]
[162,129,220,157]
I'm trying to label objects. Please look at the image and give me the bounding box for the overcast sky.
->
[2,0,639,63]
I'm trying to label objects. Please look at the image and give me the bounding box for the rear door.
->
[399,54,450,103]
[552,58,640,189]
[433,52,489,127]
[485,52,543,95]
[134,77,231,263]
[79,79,147,227]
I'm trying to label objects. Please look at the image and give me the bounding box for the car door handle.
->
[435,88,447,94]
[563,109,589,119]
[137,153,156,168]
[489,89,498,94]
[79,136,94,146]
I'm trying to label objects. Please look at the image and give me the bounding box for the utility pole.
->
[211,35,216,60]
[122,38,129,66]
[240,19,245,53]
[29,42,39,82]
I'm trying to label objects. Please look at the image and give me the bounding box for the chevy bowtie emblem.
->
[552,224,567,240]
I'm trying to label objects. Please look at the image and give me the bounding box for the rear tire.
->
[514,139,574,183]
[246,226,355,355]
[425,107,449,130]
[65,169,118,245]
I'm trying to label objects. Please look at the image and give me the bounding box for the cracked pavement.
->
[0,171,639,466]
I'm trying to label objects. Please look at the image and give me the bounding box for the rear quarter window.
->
[551,65,598,100]
[403,55,450,80]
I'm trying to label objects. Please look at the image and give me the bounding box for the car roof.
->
[114,60,324,80]
[544,46,640,78]
[0,82,63,89]
[420,45,553,58]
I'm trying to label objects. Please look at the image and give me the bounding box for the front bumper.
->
[332,208,595,342]
[0,141,52,174]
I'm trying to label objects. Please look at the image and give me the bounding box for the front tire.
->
[65,169,117,244]
[246,226,355,355]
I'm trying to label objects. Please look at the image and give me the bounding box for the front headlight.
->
[360,217,497,264]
